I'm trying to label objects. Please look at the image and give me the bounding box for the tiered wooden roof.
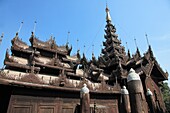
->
[0,30,121,94]
[0,6,168,97]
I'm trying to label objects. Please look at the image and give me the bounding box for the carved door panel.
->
[7,95,35,113]
[37,100,59,113]
[7,95,61,113]
[62,104,74,113]
[12,105,32,113]
[38,106,55,113]
[62,108,73,113]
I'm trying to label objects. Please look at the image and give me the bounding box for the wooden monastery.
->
[0,6,168,113]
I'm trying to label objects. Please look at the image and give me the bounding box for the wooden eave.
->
[11,36,28,46]
[103,41,108,46]
[104,34,108,39]
[66,72,82,78]
[106,38,112,44]
[144,50,168,80]
[31,37,52,48]
[107,51,115,58]
[4,61,40,71]
[126,57,146,72]
[11,46,33,54]
[62,57,80,64]
[31,37,70,55]
[152,61,168,80]
[111,37,121,44]
[33,44,68,56]
[35,62,74,72]
[111,32,118,38]
[105,45,113,52]
[0,78,121,94]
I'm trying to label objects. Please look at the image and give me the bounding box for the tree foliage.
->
[161,82,170,112]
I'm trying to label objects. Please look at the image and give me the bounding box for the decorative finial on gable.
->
[33,21,37,33]
[18,21,24,33]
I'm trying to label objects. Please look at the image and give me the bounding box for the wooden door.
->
[7,95,60,113]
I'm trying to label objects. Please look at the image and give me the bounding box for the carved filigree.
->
[20,73,44,84]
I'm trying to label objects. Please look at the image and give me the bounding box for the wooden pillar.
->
[80,84,90,113]
[127,68,148,113]
[121,86,131,113]
[146,89,156,113]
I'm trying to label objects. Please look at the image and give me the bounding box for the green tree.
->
[161,82,170,112]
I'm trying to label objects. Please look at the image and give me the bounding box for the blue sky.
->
[0,0,170,86]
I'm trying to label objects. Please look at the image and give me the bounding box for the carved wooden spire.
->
[100,5,127,68]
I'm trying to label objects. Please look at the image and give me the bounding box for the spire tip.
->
[105,4,112,22]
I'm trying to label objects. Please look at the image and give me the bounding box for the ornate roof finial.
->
[83,45,86,53]
[77,49,81,59]
[92,52,95,60]
[77,38,79,51]
[33,21,37,33]
[145,33,150,46]
[145,34,153,56]
[134,38,141,57]
[106,4,112,22]
[134,38,139,50]
[145,33,152,51]
[18,21,24,33]
[50,33,53,38]
[126,42,129,50]
[134,38,138,49]
[15,32,19,38]
[67,31,70,45]
[92,44,94,53]
[31,31,34,37]
[126,42,131,59]
[0,33,4,45]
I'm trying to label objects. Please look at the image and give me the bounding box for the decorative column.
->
[127,68,148,113]
[80,84,90,113]
[146,89,155,113]
[121,86,131,113]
